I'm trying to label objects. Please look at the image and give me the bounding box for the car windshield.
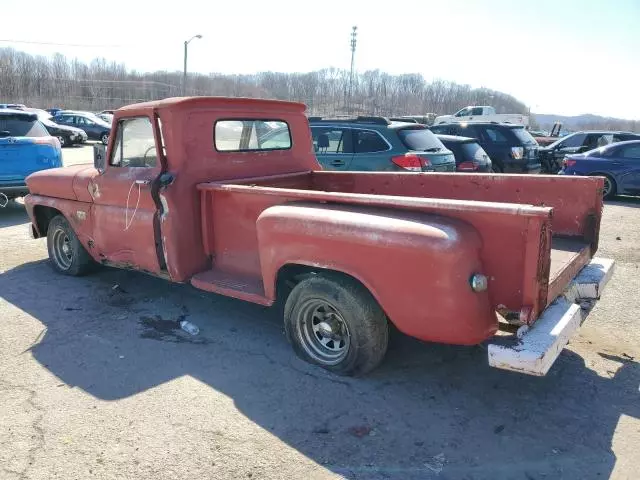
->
[511,127,537,145]
[0,115,49,137]
[397,127,443,151]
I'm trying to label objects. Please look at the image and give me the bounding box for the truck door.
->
[88,116,163,274]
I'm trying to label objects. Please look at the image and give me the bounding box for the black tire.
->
[57,135,67,147]
[596,174,617,199]
[46,215,95,276]
[101,132,109,145]
[284,273,388,376]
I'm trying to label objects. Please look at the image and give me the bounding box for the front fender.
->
[257,203,497,345]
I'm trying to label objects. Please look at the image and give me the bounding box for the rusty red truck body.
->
[24,97,614,376]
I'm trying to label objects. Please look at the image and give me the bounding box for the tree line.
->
[1,47,636,132]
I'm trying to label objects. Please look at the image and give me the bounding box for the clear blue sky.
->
[1,0,638,118]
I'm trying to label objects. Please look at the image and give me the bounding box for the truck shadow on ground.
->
[2,259,638,479]
[0,200,29,228]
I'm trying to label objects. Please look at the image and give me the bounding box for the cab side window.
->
[110,117,157,168]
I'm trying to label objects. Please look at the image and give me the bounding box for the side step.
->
[191,269,272,306]
[487,257,615,376]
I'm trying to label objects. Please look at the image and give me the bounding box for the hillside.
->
[534,113,639,133]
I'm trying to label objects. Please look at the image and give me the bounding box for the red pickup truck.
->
[24,97,614,376]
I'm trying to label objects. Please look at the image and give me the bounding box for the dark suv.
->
[430,122,540,173]
[539,130,640,173]
[309,116,456,173]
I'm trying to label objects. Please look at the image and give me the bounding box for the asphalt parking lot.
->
[1,144,639,479]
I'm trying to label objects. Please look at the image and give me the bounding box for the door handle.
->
[331,160,345,166]
[611,162,623,166]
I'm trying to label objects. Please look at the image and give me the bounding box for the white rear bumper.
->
[488,257,615,376]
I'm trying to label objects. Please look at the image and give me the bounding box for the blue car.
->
[560,140,640,199]
[0,109,62,201]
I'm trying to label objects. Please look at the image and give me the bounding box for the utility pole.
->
[183,34,202,96]
[348,26,357,114]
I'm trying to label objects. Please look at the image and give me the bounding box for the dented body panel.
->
[23,97,611,374]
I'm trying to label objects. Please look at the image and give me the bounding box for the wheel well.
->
[275,264,377,306]
[33,205,63,236]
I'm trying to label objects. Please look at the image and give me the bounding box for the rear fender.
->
[25,194,97,259]
[257,203,497,345]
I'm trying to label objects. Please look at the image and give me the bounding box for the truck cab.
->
[24,97,613,377]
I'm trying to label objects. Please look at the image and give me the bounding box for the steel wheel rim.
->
[603,177,612,197]
[296,299,351,365]
[52,227,73,270]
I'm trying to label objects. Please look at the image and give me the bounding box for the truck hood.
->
[26,164,98,201]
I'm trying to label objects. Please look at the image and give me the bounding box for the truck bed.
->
[193,170,603,326]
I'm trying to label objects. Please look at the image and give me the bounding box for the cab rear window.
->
[214,120,291,151]
[0,116,49,137]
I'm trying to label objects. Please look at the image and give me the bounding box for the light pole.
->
[348,26,357,114]
[183,34,202,96]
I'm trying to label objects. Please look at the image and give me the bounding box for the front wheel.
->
[47,215,96,276]
[57,136,67,147]
[101,133,109,145]
[284,273,389,376]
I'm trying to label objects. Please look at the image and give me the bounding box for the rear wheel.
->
[284,273,388,376]
[597,174,617,199]
[47,215,95,276]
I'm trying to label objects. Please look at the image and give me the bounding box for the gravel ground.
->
[0,144,638,479]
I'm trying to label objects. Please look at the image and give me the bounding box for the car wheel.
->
[47,215,96,276]
[57,136,67,147]
[284,273,389,376]
[598,174,617,199]
[101,133,109,145]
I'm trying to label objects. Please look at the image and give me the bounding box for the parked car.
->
[23,96,612,377]
[560,140,640,199]
[539,130,640,174]
[0,109,62,200]
[29,109,88,147]
[46,108,63,117]
[436,134,492,172]
[96,112,113,124]
[0,103,26,110]
[430,122,540,173]
[434,106,529,127]
[309,116,456,172]
[53,111,111,144]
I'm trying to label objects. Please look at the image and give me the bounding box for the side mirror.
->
[93,144,106,172]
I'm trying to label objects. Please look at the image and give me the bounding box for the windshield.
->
[397,127,444,151]
[511,127,537,145]
[0,116,49,137]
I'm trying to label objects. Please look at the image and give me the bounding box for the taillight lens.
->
[563,158,576,168]
[511,146,524,159]
[457,161,479,171]
[391,154,430,171]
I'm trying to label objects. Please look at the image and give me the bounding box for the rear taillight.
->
[391,154,430,171]
[511,146,524,160]
[563,158,576,168]
[457,161,479,171]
